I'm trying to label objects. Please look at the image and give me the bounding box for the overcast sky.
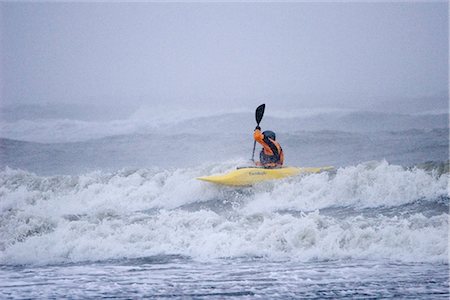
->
[0,2,448,110]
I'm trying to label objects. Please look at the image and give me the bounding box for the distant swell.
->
[0,161,448,265]
[0,110,447,143]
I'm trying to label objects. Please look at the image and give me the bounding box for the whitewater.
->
[0,105,448,298]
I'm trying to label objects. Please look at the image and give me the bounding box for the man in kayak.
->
[254,126,284,168]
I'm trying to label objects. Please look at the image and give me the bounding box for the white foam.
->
[244,161,449,213]
[0,162,448,265]
[0,209,447,265]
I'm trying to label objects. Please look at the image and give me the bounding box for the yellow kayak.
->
[197,166,334,186]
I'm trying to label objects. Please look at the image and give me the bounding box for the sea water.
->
[0,105,448,298]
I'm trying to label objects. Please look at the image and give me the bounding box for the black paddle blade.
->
[255,104,265,125]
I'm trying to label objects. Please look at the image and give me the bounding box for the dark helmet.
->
[263,130,276,140]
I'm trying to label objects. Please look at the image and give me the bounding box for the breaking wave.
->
[0,161,447,265]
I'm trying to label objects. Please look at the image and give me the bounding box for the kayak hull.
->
[197,166,333,186]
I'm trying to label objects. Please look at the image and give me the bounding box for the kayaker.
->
[253,126,284,168]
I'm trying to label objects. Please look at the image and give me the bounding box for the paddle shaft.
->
[251,140,257,162]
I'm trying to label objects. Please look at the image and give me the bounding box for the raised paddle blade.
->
[255,104,265,125]
[252,103,265,161]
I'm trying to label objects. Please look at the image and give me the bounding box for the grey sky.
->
[1,2,448,109]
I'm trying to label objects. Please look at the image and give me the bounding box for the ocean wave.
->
[0,209,447,265]
[245,161,449,213]
[1,110,447,143]
[0,161,447,265]
[0,119,153,143]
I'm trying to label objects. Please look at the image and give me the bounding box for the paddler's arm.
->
[253,128,272,154]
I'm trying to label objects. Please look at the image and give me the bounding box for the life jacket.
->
[253,129,284,167]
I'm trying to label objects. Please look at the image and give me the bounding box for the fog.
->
[1,2,448,112]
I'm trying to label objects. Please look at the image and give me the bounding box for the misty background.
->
[1,2,448,112]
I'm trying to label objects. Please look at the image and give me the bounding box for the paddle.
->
[251,104,265,162]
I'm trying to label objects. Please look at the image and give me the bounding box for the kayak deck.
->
[197,166,333,186]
